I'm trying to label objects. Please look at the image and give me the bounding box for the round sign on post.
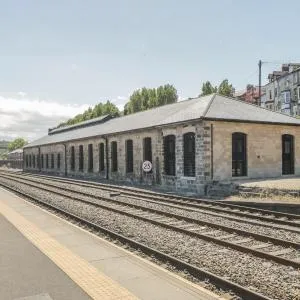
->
[142,160,152,172]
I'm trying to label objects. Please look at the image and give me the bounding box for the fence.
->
[0,160,23,169]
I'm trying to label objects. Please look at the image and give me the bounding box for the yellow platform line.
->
[0,201,138,300]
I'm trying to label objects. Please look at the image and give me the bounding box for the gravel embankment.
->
[9,175,300,244]
[1,177,300,300]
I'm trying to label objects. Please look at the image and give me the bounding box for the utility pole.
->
[258,60,262,106]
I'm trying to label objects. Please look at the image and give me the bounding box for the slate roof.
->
[25,94,300,148]
[48,114,111,134]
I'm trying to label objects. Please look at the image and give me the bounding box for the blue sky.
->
[1,0,300,140]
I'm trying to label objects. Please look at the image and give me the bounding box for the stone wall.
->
[23,120,206,194]
[210,121,300,181]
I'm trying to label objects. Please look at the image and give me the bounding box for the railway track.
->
[12,171,300,228]
[0,172,299,299]
[2,171,300,235]
[0,172,299,268]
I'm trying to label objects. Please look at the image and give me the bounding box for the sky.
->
[1,0,300,141]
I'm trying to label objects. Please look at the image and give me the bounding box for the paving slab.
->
[0,215,90,300]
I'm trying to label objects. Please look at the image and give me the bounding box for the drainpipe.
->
[105,136,109,180]
[64,144,67,177]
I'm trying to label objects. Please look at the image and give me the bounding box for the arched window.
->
[88,144,93,172]
[126,140,133,173]
[183,132,195,177]
[282,134,294,175]
[57,153,61,170]
[164,135,176,176]
[51,154,54,169]
[70,146,75,171]
[232,132,247,177]
[79,145,84,171]
[99,143,105,172]
[111,141,118,172]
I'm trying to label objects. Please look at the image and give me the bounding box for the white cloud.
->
[0,95,89,141]
[17,92,27,97]
[71,63,79,71]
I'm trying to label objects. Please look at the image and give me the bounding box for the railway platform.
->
[0,187,223,300]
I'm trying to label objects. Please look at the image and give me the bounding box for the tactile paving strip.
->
[0,201,138,300]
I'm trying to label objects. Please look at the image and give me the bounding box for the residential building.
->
[262,64,300,116]
[235,85,265,105]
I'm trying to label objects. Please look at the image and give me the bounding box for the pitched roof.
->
[25,94,300,148]
[48,114,111,135]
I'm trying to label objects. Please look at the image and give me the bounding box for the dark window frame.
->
[232,132,247,177]
[111,141,118,172]
[29,155,32,168]
[46,154,49,169]
[70,146,75,171]
[163,135,176,176]
[282,134,295,175]
[126,139,133,173]
[143,137,152,162]
[51,154,54,169]
[57,153,61,170]
[41,154,44,169]
[79,145,84,171]
[99,143,105,172]
[32,155,36,168]
[183,132,195,177]
[88,144,93,172]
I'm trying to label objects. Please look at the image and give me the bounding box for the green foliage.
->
[124,84,178,115]
[199,79,234,97]
[218,79,234,97]
[57,100,120,128]
[200,81,217,96]
[8,138,28,152]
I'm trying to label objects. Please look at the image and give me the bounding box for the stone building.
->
[7,148,23,161]
[23,94,300,195]
[262,63,300,116]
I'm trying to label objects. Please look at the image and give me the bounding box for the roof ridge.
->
[214,93,300,120]
[202,93,217,118]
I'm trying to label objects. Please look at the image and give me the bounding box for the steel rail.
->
[2,172,300,233]
[0,181,272,300]
[1,174,299,269]
[13,171,300,226]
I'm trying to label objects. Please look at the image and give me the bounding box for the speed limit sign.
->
[142,160,152,172]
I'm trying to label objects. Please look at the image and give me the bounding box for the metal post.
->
[258,60,262,106]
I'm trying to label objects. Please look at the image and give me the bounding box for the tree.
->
[218,79,234,97]
[200,81,217,96]
[199,79,234,97]
[8,138,28,152]
[56,101,120,128]
[124,84,178,115]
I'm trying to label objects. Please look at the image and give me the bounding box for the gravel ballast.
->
[1,177,300,300]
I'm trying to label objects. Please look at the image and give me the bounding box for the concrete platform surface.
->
[0,187,223,300]
[0,215,91,300]
[237,176,300,190]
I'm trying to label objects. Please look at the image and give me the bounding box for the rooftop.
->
[25,94,300,148]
